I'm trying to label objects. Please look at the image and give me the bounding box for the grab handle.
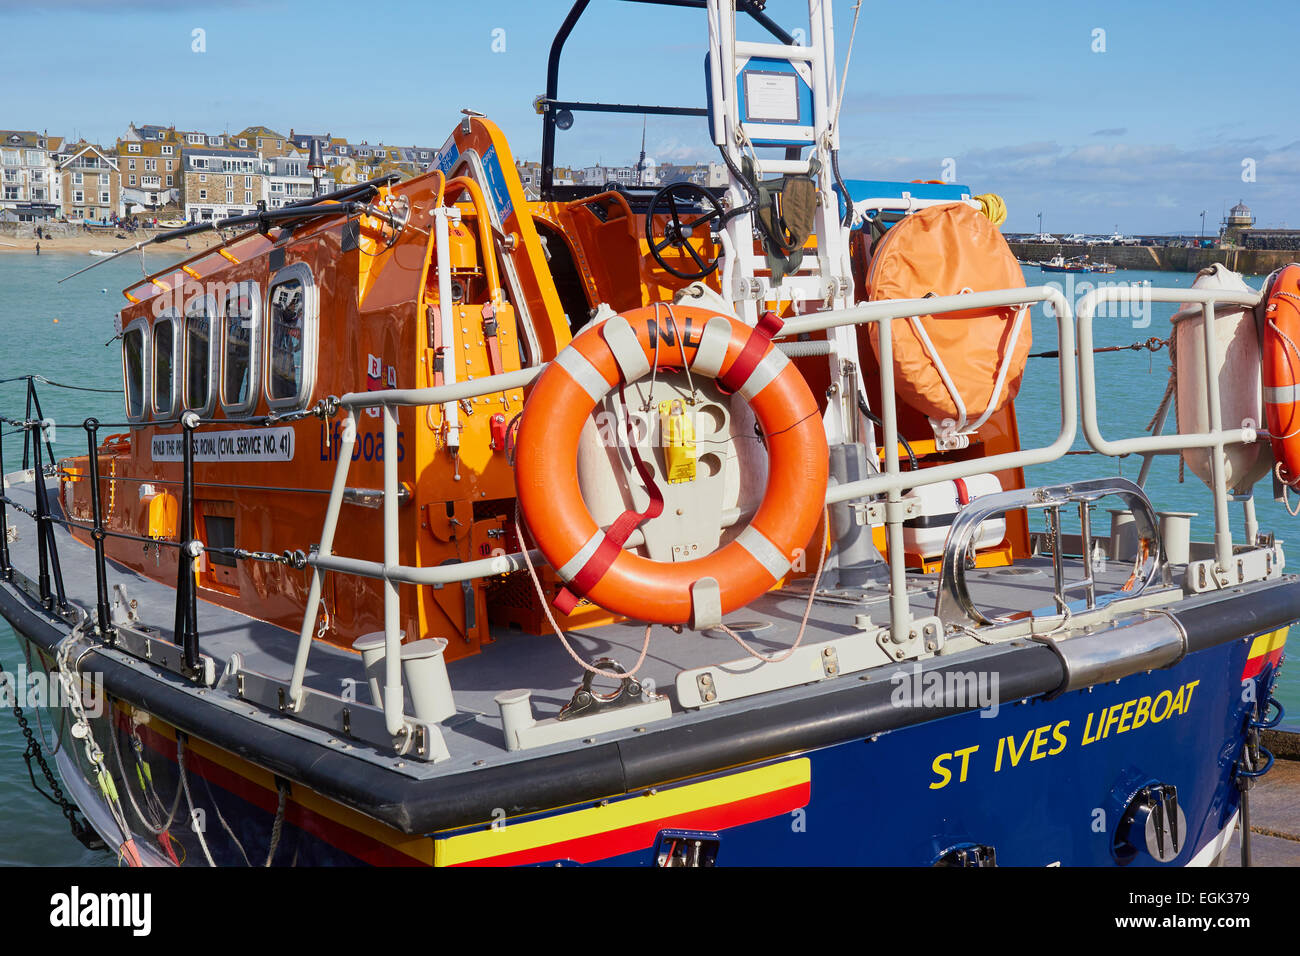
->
[935,477,1163,628]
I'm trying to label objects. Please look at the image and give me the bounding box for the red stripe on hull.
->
[1241,647,1285,681]
[111,707,423,866]
[454,780,810,867]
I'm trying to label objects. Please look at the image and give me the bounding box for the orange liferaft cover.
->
[865,202,1031,424]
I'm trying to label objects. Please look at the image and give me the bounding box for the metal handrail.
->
[287,285,1079,735]
[7,273,1253,755]
[780,286,1076,635]
[778,287,1078,502]
[1077,285,1264,578]
[934,478,1163,628]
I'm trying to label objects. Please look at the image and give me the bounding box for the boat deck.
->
[0,476,1180,778]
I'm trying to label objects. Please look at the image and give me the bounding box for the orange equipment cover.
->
[865,203,1031,424]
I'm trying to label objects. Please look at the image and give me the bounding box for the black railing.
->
[21,379,56,473]
[83,419,115,645]
[0,378,340,683]
[29,420,68,613]
[0,421,11,581]
[173,413,201,676]
[538,0,794,200]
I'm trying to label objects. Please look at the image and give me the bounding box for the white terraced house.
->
[0,130,61,221]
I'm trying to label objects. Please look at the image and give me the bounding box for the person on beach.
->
[35,242,40,255]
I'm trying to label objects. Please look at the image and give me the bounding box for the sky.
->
[2,0,1296,234]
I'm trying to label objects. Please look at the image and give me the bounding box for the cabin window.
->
[221,281,260,415]
[184,295,217,413]
[265,264,316,409]
[153,315,178,418]
[122,319,148,421]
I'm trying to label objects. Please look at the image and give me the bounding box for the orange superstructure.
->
[60,114,1033,668]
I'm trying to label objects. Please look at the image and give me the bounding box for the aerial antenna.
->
[635,116,649,186]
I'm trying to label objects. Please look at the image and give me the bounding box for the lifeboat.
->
[0,0,1287,879]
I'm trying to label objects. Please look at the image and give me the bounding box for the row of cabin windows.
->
[121,266,313,422]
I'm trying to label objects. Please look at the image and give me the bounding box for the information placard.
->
[151,427,296,463]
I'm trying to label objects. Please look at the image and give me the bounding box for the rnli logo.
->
[365,354,396,418]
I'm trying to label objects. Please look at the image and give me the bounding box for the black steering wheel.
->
[645,182,723,280]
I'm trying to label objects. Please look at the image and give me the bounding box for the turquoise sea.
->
[0,251,1292,863]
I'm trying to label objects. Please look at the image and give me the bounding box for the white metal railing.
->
[287,377,539,737]
[286,285,1077,741]
[778,285,1076,631]
[1077,285,1265,579]
[286,275,1284,754]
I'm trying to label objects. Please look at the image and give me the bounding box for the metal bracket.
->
[677,626,901,708]
[858,498,919,526]
[219,655,450,763]
[934,843,998,867]
[1184,542,1284,593]
[495,683,671,752]
[109,583,139,626]
[731,276,765,301]
[114,622,218,687]
[558,658,655,720]
[876,615,943,661]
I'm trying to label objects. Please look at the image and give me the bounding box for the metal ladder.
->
[705,0,852,318]
[704,0,861,449]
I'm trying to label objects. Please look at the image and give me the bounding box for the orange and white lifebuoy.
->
[1263,264,1300,488]
[514,304,828,627]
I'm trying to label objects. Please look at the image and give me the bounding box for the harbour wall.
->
[1009,242,1296,277]
[0,222,84,240]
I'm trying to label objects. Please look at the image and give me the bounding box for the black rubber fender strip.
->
[1171,577,1300,655]
[5,575,1297,838]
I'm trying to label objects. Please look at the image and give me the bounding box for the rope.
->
[830,1,864,138]
[108,709,182,837]
[0,374,117,393]
[55,618,139,862]
[176,733,216,867]
[658,303,696,400]
[716,508,829,664]
[1277,464,1300,515]
[265,779,288,866]
[199,770,251,866]
[515,504,654,681]
[973,194,1007,226]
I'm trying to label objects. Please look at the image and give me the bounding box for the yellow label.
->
[658,399,696,484]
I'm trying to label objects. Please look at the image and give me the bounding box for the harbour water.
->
[0,252,1291,863]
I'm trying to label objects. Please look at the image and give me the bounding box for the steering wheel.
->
[645,182,723,280]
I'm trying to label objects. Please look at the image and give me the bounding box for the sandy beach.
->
[0,230,226,256]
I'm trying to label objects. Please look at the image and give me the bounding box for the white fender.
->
[1172,263,1269,493]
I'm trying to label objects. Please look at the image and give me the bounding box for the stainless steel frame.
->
[1077,285,1264,584]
